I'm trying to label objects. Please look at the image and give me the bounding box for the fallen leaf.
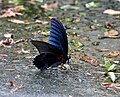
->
[68,32,89,40]
[8,19,32,24]
[14,39,25,44]
[5,68,16,71]
[13,5,24,12]
[108,72,116,82]
[96,48,109,52]
[85,2,100,8]
[0,54,8,60]
[101,83,120,88]
[103,9,120,15]
[41,2,58,11]
[5,39,13,45]
[73,17,80,23]
[59,64,70,71]
[92,41,100,46]
[74,53,98,65]
[0,40,4,46]
[60,5,80,10]
[11,85,25,93]
[0,9,16,18]
[115,0,120,1]
[104,51,120,57]
[4,33,14,38]
[35,20,49,24]
[21,48,30,54]
[13,50,23,54]
[69,95,73,97]
[104,30,119,37]
[0,5,24,18]
[13,48,30,54]
[105,22,114,28]
[8,79,17,86]
[90,25,97,30]
[70,39,84,47]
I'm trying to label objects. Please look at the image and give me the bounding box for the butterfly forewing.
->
[49,18,68,56]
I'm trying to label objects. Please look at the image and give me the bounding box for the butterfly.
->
[31,18,69,70]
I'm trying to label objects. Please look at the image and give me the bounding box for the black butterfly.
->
[31,18,68,70]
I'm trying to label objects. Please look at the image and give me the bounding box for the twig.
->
[11,85,25,93]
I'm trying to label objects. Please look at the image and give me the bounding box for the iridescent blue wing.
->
[48,18,68,57]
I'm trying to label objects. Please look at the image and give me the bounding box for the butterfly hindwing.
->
[33,53,62,70]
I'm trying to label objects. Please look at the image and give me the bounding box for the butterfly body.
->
[31,18,68,70]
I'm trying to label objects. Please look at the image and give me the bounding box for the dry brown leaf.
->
[13,50,23,54]
[1,38,14,45]
[90,25,97,30]
[35,20,49,24]
[103,9,120,15]
[96,48,109,52]
[104,51,120,57]
[0,5,24,18]
[41,2,58,11]
[5,68,16,71]
[105,22,114,28]
[74,53,98,65]
[0,9,16,18]
[0,54,8,60]
[11,85,25,93]
[13,5,24,12]
[8,19,31,24]
[101,83,120,88]
[73,17,81,23]
[0,40,4,46]
[104,30,119,37]
[0,9,23,18]
[8,79,17,86]
[108,51,120,57]
[14,39,25,44]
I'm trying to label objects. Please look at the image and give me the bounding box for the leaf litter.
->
[0,5,24,18]
[8,79,25,93]
[73,53,98,66]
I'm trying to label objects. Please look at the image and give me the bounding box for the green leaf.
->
[104,57,111,71]
[108,64,116,71]
[108,72,116,82]
[85,2,100,8]
[36,0,43,3]
[70,39,83,47]
[65,18,72,22]
[60,5,80,10]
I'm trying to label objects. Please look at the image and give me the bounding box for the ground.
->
[0,0,120,97]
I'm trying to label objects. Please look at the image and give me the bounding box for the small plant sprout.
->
[104,57,116,82]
